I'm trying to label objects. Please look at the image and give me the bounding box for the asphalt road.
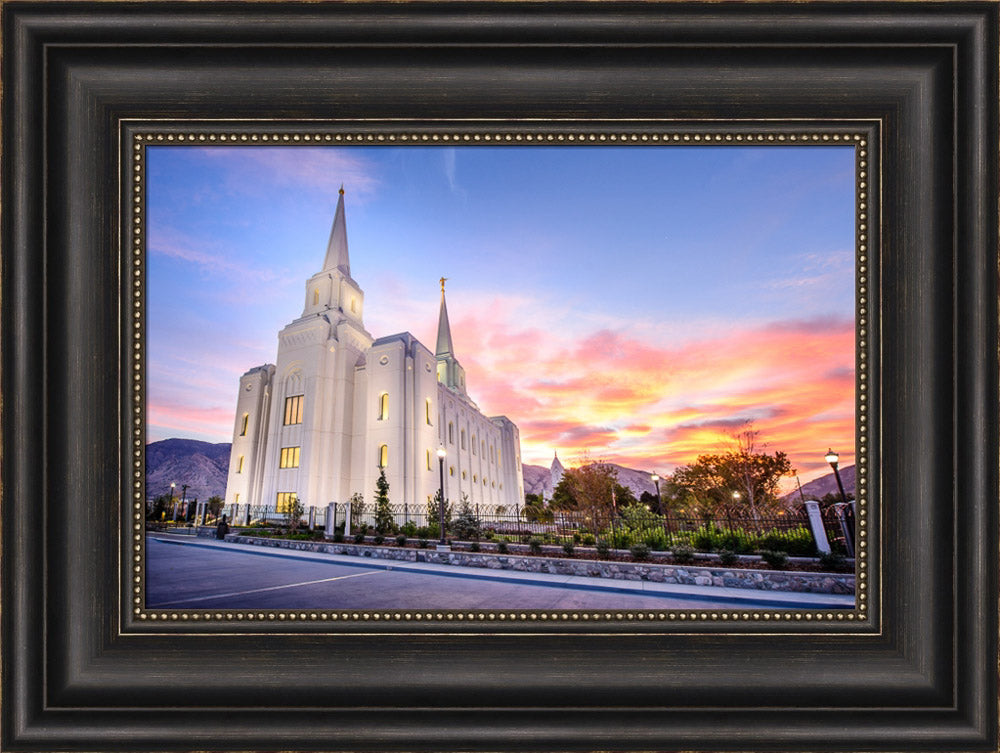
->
[146,536,852,611]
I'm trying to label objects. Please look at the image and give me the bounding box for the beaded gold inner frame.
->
[126,121,877,632]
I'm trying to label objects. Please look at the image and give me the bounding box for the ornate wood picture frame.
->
[3,2,997,751]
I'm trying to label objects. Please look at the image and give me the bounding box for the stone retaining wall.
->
[209,531,854,595]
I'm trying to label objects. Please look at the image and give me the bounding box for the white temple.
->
[223,188,524,518]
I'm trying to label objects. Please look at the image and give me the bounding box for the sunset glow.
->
[146,144,856,487]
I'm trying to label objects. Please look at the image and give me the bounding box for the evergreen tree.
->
[373,468,394,534]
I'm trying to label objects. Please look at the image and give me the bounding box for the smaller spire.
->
[322,187,350,275]
[436,279,454,358]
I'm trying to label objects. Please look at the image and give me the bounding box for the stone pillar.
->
[803,500,830,554]
[325,502,337,539]
[344,500,352,537]
[242,504,251,526]
[308,506,316,530]
[195,501,206,526]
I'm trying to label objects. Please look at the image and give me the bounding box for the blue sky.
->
[146,144,856,481]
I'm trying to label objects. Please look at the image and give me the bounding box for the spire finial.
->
[322,187,350,275]
[440,276,447,293]
[339,184,344,196]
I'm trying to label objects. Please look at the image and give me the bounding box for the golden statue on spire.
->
[440,276,448,292]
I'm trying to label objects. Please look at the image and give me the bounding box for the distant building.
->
[223,189,524,518]
[549,451,565,497]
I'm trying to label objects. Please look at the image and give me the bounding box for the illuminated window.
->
[275,491,298,513]
[449,466,455,477]
[491,481,496,488]
[378,444,388,468]
[239,413,249,436]
[448,422,454,444]
[351,298,357,313]
[237,455,244,473]
[313,289,319,305]
[426,450,432,470]
[461,430,466,450]
[462,470,467,480]
[234,493,240,504]
[284,395,303,425]
[378,392,389,421]
[426,399,432,425]
[280,446,300,469]
[473,475,477,484]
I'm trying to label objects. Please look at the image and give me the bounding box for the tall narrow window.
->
[275,491,298,513]
[237,455,244,473]
[234,493,240,505]
[378,392,389,421]
[313,289,319,305]
[425,398,432,425]
[378,444,388,468]
[284,395,303,425]
[280,446,300,469]
[351,298,357,313]
[448,422,454,444]
[461,429,466,450]
[239,413,249,436]
[472,434,477,455]
[426,449,432,470]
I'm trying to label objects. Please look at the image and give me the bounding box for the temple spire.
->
[322,185,350,275]
[435,278,454,358]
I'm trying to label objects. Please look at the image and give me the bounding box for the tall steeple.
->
[322,185,350,275]
[435,278,467,396]
[435,277,454,358]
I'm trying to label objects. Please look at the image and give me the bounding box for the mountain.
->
[782,465,856,503]
[145,438,231,501]
[522,461,659,500]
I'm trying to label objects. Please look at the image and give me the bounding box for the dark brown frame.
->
[2,2,997,751]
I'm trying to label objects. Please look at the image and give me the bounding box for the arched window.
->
[239,413,249,436]
[448,422,454,444]
[237,455,244,473]
[426,398,432,425]
[378,392,389,421]
[378,444,388,468]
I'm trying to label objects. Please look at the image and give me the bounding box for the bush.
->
[469,541,481,553]
[395,534,407,547]
[672,545,695,564]
[596,539,610,558]
[418,539,429,549]
[332,531,344,543]
[497,541,509,554]
[399,520,418,537]
[562,541,575,556]
[630,543,651,561]
[819,550,847,570]
[581,532,596,546]
[528,536,543,555]
[372,534,385,545]
[761,549,788,569]
[718,549,738,566]
[416,526,431,539]
[353,532,366,544]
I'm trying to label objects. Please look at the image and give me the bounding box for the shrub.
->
[672,545,695,564]
[528,536,543,555]
[469,541,481,553]
[581,532,596,546]
[353,532,366,544]
[332,531,344,543]
[497,541,509,554]
[562,541,575,556]
[630,543,651,561]
[761,549,788,569]
[416,526,431,539]
[451,495,482,540]
[718,549,738,566]
[818,550,847,570]
[372,534,385,545]
[395,534,407,547]
[418,539,429,549]
[596,539,610,558]
[399,520,418,537]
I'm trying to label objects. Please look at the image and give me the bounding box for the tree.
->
[451,493,482,540]
[206,495,224,519]
[670,422,795,518]
[426,489,452,530]
[373,468,394,534]
[285,496,305,532]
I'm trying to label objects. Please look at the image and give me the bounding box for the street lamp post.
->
[436,448,447,547]
[170,482,177,521]
[181,484,189,521]
[825,448,855,557]
[650,474,663,516]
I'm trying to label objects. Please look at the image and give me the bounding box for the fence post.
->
[344,500,352,537]
[803,500,831,554]
[308,505,316,530]
[325,502,337,538]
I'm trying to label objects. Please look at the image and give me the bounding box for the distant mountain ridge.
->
[521,461,659,500]
[145,438,231,501]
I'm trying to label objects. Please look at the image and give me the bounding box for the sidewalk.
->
[150,533,855,610]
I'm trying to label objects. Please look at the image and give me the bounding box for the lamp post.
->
[650,473,663,515]
[170,482,177,521]
[436,448,447,546]
[825,448,855,557]
[181,484,189,521]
